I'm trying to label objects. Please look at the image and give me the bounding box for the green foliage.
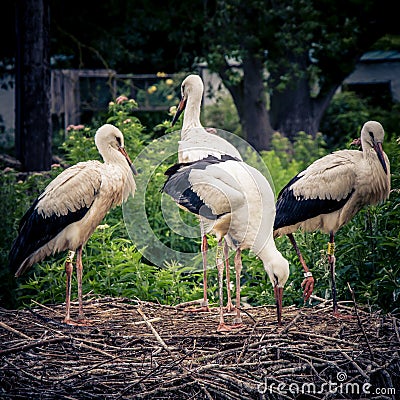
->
[262,130,327,195]
[0,168,62,307]
[203,96,242,136]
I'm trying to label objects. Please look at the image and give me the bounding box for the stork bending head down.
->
[163,155,289,331]
[274,120,391,314]
[9,124,137,325]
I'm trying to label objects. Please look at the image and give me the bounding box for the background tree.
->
[15,0,52,171]
[202,0,399,148]
[2,0,400,162]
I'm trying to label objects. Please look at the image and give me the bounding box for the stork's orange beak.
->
[374,142,388,175]
[171,97,187,126]
[118,147,138,176]
[274,284,284,326]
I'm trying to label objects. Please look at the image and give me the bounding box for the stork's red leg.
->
[63,250,75,324]
[287,233,314,300]
[328,232,338,315]
[75,246,87,322]
[224,240,235,313]
[184,221,210,313]
[233,249,244,327]
[216,239,232,332]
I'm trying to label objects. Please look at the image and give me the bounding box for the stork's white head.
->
[360,120,388,174]
[260,248,290,326]
[180,74,204,99]
[95,124,138,175]
[171,75,204,126]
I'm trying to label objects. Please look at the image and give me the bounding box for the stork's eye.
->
[369,131,375,140]
[273,274,279,285]
[116,136,122,147]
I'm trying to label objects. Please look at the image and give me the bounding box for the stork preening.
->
[172,74,243,312]
[9,124,137,325]
[274,121,391,314]
[163,155,289,331]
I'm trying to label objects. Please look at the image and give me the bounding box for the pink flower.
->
[66,124,85,131]
[116,95,128,104]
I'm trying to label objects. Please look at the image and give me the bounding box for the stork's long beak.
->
[171,97,187,126]
[118,147,138,176]
[374,142,388,175]
[274,284,284,326]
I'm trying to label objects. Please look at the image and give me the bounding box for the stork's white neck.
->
[181,94,202,140]
[100,145,127,169]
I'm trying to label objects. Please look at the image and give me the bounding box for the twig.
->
[340,350,369,379]
[174,299,204,309]
[128,317,162,325]
[31,299,64,316]
[393,316,400,344]
[347,282,374,360]
[0,337,69,356]
[137,308,173,355]
[279,311,302,334]
[0,320,32,339]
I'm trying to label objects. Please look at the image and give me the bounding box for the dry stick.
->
[0,320,32,340]
[279,311,302,335]
[31,299,64,317]
[174,299,204,309]
[137,308,173,355]
[0,336,69,356]
[393,316,400,344]
[340,350,369,379]
[347,282,374,360]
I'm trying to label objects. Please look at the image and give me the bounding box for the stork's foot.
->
[301,276,315,301]
[217,322,233,332]
[183,305,211,313]
[223,300,236,313]
[63,318,90,326]
[332,311,355,320]
[232,320,245,329]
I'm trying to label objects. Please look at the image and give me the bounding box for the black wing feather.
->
[162,155,237,220]
[274,175,354,230]
[8,201,90,274]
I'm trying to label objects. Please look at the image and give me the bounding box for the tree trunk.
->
[219,54,273,151]
[269,53,340,142]
[15,0,52,171]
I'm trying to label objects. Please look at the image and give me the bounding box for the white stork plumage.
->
[172,74,243,313]
[163,155,289,331]
[274,120,391,314]
[9,124,137,324]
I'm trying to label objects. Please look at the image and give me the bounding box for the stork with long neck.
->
[172,74,243,313]
[274,121,390,314]
[9,124,137,324]
[163,155,289,331]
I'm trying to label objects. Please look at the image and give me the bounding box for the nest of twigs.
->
[1,295,399,400]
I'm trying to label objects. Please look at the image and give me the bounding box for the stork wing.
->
[163,157,245,220]
[36,161,103,218]
[274,152,356,230]
[9,161,103,275]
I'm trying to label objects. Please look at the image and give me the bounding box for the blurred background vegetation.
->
[0,88,399,316]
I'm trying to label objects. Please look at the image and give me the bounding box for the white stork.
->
[274,120,391,314]
[163,155,289,331]
[171,74,243,313]
[9,124,137,325]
